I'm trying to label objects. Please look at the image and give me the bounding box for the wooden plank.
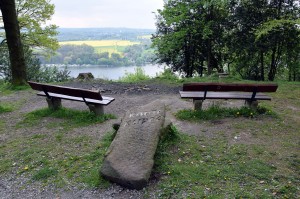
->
[179,91,272,100]
[182,83,278,92]
[28,81,103,100]
[37,92,114,105]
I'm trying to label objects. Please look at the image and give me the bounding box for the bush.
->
[0,45,70,83]
[119,67,150,82]
[156,68,179,81]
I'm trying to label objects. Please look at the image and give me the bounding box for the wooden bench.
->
[28,81,115,115]
[179,82,278,110]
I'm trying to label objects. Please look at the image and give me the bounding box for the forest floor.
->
[0,79,299,198]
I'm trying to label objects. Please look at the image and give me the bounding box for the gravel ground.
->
[0,79,248,199]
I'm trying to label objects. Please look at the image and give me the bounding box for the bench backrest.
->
[28,81,103,100]
[182,83,278,92]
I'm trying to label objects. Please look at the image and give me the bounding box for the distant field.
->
[138,35,152,39]
[94,46,127,55]
[59,40,139,47]
[59,40,139,56]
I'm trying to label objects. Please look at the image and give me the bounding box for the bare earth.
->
[0,79,297,198]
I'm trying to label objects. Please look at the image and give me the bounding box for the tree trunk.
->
[207,40,212,75]
[260,51,265,81]
[0,0,27,86]
[268,47,277,81]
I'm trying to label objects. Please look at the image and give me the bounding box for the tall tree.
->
[0,0,26,86]
[228,0,300,81]
[152,0,228,77]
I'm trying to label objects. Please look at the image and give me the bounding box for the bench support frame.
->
[88,104,104,115]
[46,97,62,110]
[245,100,258,109]
[193,99,203,110]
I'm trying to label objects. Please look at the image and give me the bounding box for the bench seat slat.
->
[37,92,114,105]
[179,91,272,100]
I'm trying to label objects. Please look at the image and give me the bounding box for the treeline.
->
[40,42,155,66]
[152,0,300,81]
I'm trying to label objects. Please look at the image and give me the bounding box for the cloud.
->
[50,0,164,28]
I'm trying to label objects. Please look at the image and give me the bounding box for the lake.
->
[61,64,165,80]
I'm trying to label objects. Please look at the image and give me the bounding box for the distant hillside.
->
[57,28,155,42]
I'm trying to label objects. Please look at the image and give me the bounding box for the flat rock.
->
[100,101,166,190]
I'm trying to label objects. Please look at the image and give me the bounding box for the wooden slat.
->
[179,91,272,100]
[28,81,103,100]
[37,92,114,105]
[182,83,278,92]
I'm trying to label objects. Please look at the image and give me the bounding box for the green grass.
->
[119,67,150,82]
[32,167,58,181]
[18,107,116,129]
[0,104,14,114]
[0,107,118,186]
[0,127,116,187]
[0,81,30,95]
[153,125,298,198]
[176,105,276,121]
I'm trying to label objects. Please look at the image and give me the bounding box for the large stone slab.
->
[100,101,166,190]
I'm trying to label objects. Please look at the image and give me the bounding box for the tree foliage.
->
[0,0,59,85]
[16,0,59,53]
[152,0,300,81]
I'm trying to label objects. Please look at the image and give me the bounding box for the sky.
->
[50,0,164,29]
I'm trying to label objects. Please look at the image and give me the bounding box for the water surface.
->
[62,64,164,80]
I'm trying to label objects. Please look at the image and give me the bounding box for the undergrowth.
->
[119,67,150,82]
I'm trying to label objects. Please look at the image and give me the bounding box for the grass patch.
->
[0,81,30,95]
[18,107,116,129]
[176,105,275,121]
[32,167,58,181]
[153,125,298,198]
[0,130,116,188]
[0,104,13,114]
[176,106,276,121]
[119,67,150,82]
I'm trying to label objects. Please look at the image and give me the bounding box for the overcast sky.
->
[50,0,164,29]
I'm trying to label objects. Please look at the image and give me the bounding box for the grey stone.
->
[100,101,166,190]
[46,98,61,110]
[77,72,94,80]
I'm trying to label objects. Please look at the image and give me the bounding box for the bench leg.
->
[88,104,104,115]
[46,98,62,110]
[245,100,258,109]
[193,99,203,110]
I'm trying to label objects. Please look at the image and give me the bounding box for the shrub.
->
[0,45,70,83]
[119,67,150,82]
